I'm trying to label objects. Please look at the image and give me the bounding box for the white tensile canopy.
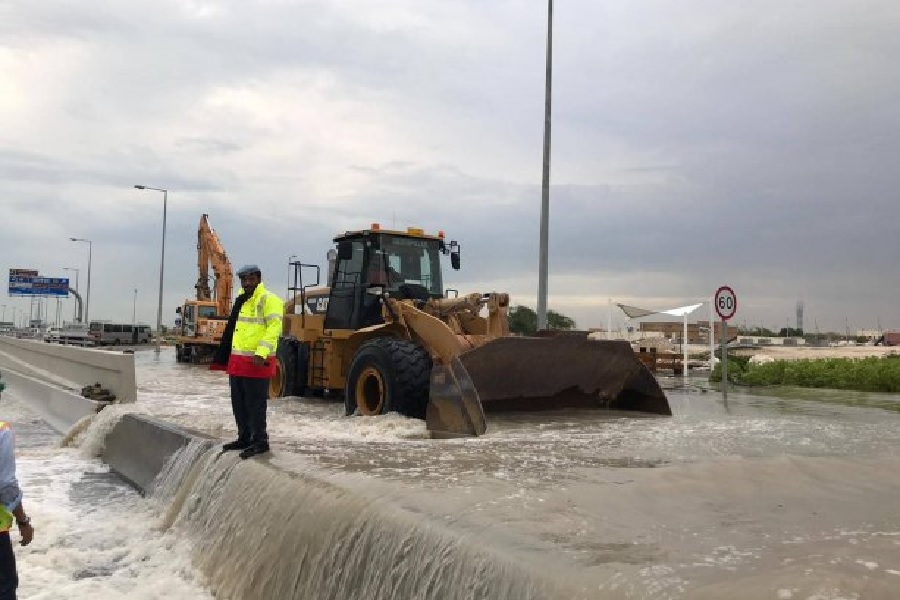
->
[614,302,708,377]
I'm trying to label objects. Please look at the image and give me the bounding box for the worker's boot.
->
[222,438,252,452]
[239,442,270,460]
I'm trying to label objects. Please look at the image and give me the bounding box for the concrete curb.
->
[103,414,216,494]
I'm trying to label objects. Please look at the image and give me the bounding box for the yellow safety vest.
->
[232,282,283,360]
[0,421,13,533]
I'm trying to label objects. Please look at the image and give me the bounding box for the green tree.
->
[508,305,537,335]
[507,305,577,335]
[547,310,576,330]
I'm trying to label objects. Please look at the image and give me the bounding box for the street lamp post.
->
[536,0,553,331]
[133,288,138,323]
[63,267,80,322]
[134,185,168,356]
[70,238,93,324]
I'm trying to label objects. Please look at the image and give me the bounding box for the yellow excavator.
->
[271,224,670,437]
[174,214,233,363]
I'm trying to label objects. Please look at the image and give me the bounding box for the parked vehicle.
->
[876,331,900,347]
[88,322,152,346]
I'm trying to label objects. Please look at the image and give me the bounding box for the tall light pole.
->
[133,287,138,323]
[63,267,80,322]
[536,0,553,331]
[134,185,168,356]
[70,238,92,324]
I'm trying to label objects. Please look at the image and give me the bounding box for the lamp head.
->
[134,185,146,189]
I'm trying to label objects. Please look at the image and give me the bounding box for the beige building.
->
[638,320,739,344]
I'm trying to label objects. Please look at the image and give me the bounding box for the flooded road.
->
[9,347,900,598]
[128,349,900,598]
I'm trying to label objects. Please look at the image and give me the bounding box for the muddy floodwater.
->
[123,349,900,599]
[31,348,900,599]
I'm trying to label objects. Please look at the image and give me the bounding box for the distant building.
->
[736,336,807,346]
[638,320,738,344]
[856,329,880,341]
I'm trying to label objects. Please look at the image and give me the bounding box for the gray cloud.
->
[1,0,898,334]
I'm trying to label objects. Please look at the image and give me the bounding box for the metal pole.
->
[607,298,612,340]
[156,190,167,355]
[133,288,137,323]
[709,298,715,369]
[720,317,728,401]
[682,313,688,379]
[288,255,298,300]
[536,0,553,331]
[85,241,92,325]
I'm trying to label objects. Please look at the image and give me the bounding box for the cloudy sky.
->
[1,0,898,334]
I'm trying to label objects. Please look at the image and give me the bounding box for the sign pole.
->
[713,285,737,404]
[720,317,728,401]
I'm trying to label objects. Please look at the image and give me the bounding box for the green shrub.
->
[719,357,900,392]
[709,355,749,382]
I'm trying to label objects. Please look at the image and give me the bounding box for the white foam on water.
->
[0,390,213,600]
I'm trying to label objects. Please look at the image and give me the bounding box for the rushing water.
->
[6,346,900,598]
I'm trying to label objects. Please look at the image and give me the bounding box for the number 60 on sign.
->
[714,286,737,321]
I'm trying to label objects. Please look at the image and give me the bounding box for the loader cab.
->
[323,229,450,331]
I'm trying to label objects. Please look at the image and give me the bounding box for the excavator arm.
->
[197,214,233,315]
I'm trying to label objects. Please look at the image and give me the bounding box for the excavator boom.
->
[197,214,233,313]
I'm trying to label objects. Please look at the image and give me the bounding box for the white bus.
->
[88,322,152,346]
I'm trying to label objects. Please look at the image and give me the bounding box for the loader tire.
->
[345,337,432,418]
[270,339,296,399]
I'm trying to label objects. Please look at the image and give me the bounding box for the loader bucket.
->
[462,336,670,414]
[426,336,670,437]
[425,357,487,438]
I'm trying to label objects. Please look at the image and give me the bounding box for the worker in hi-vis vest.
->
[211,264,284,459]
[0,420,34,599]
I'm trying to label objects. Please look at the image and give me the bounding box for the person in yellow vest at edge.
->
[0,419,34,599]
[210,265,284,459]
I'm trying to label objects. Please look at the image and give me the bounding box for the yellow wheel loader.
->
[272,225,670,437]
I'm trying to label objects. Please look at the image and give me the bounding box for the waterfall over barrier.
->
[104,414,590,600]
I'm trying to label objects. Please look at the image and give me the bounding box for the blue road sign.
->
[8,275,69,297]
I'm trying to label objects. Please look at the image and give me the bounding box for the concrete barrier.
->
[1,368,102,434]
[104,414,216,493]
[0,336,136,403]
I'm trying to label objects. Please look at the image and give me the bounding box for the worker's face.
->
[239,272,260,294]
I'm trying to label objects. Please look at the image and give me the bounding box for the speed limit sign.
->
[714,286,737,321]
